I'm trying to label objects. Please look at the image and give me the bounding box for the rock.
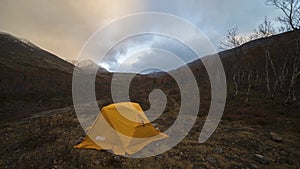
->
[279,150,287,156]
[253,154,270,165]
[57,138,64,143]
[206,156,217,164]
[75,137,84,145]
[270,132,283,142]
[113,156,121,161]
[249,163,258,169]
[16,120,29,125]
[72,118,79,123]
[214,147,224,153]
[155,155,163,160]
[94,160,101,165]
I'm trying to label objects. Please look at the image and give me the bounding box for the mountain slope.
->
[0,33,75,98]
[218,30,300,102]
[166,30,300,103]
[71,60,108,72]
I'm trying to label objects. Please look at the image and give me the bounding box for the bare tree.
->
[219,27,249,50]
[232,71,240,96]
[285,36,300,103]
[219,27,254,96]
[264,45,272,95]
[251,17,279,97]
[272,56,289,98]
[245,70,252,103]
[266,0,300,30]
[254,16,276,38]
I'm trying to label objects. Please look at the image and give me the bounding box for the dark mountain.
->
[218,30,300,102]
[0,32,74,98]
[66,59,109,73]
[0,33,77,120]
[0,33,152,120]
[1,30,299,121]
[169,30,300,103]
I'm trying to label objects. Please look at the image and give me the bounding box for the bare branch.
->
[219,27,251,50]
[266,0,300,30]
[254,16,276,38]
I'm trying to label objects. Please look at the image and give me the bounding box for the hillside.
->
[0,33,114,121]
[164,30,300,105]
[0,33,74,97]
[0,33,159,121]
[218,30,300,103]
[0,33,75,120]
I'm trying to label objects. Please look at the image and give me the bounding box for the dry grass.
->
[0,96,299,169]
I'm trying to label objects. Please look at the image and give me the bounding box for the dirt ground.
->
[0,98,299,169]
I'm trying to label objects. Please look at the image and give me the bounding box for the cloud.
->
[142,0,283,49]
[0,0,144,59]
[0,0,284,73]
[100,34,198,72]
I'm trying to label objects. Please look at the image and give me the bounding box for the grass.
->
[0,95,299,169]
[0,64,299,168]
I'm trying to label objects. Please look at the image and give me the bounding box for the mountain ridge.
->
[0,30,299,121]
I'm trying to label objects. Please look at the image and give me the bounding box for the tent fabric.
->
[75,102,168,155]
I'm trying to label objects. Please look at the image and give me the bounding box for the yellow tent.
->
[75,102,168,155]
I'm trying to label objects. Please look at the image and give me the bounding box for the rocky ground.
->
[0,98,299,169]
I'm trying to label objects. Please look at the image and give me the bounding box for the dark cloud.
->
[101,34,197,72]
[0,0,144,59]
[0,0,283,72]
[142,0,282,49]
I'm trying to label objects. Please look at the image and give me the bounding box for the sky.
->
[0,0,283,72]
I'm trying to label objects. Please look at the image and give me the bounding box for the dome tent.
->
[75,102,168,155]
